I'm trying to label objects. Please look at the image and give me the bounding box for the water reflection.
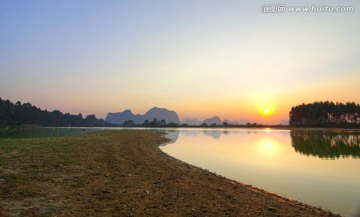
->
[166,129,360,159]
[161,130,179,145]
[178,130,202,137]
[265,141,272,149]
[161,128,360,216]
[164,129,242,141]
[202,130,222,139]
[290,130,360,159]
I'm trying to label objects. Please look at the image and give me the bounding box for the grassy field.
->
[0,130,168,216]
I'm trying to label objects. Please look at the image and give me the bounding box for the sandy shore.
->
[0,130,339,216]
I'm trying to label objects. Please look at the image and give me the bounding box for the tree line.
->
[121,118,179,127]
[289,101,360,127]
[3,97,359,128]
[290,130,360,159]
[0,97,111,127]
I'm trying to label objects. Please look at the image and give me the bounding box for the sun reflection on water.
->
[265,141,272,149]
[161,129,360,217]
[257,138,280,158]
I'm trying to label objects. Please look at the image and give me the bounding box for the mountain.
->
[105,107,180,125]
[223,119,247,125]
[181,118,202,126]
[144,107,180,124]
[202,116,223,125]
[105,109,143,124]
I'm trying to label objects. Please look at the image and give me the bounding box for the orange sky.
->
[1,1,359,124]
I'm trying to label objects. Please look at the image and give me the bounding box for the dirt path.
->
[0,130,339,216]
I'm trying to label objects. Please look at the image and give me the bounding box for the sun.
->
[255,98,275,117]
[262,108,271,116]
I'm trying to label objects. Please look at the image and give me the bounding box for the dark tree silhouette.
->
[159,119,166,126]
[0,97,111,127]
[123,120,136,127]
[289,101,360,127]
[149,118,159,127]
[142,119,150,127]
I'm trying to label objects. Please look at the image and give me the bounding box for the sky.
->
[1,0,359,124]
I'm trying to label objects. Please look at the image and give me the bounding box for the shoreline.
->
[155,132,341,216]
[2,124,360,130]
[0,130,340,216]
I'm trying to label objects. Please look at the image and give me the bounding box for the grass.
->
[0,135,92,215]
[18,188,38,197]
[0,130,338,217]
[0,130,167,216]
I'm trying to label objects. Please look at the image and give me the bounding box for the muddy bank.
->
[0,130,339,216]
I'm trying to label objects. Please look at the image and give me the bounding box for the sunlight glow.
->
[265,141,272,149]
[255,98,276,118]
[265,128,272,132]
[261,107,272,116]
[257,138,281,158]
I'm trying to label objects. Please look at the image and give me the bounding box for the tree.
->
[289,101,360,127]
[123,120,135,127]
[142,119,150,127]
[160,119,166,126]
[0,98,110,127]
[149,118,159,127]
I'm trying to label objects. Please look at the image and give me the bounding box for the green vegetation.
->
[0,127,97,139]
[0,130,167,216]
[0,97,112,127]
[289,101,360,127]
[290,130,360,159]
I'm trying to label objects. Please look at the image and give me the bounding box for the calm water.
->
[161,128,360,217]
[2,127,359,216]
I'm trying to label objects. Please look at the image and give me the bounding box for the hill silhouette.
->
[105,107,180,125]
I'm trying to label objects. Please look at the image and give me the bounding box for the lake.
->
[1,127,359,216]
[160,128,360,217]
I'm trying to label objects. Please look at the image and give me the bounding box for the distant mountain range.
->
[223,119,244,125]
[106,107,248,126]
[202,116,223,125]
[105,107,180,125]
[181,116,246,126]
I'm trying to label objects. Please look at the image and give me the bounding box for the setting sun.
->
[255,98,276,118]
[261,108,272,116]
